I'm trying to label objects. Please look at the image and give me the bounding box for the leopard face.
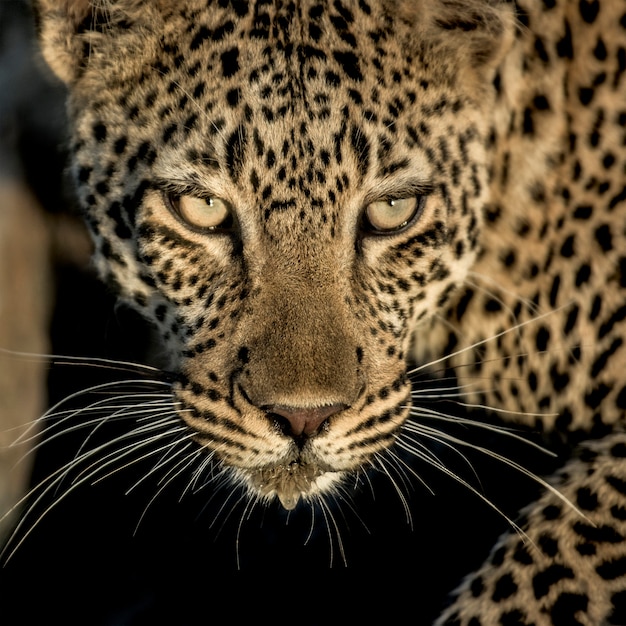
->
[37,0,512,508]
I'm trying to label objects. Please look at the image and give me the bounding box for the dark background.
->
[0,2,562,624]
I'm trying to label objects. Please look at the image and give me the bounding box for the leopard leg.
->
[436,431,626,626]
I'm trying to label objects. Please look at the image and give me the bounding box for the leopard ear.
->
[33,0,103,84]
[393,0,516,78]
[33,0,164,85]
[428,0,516,69]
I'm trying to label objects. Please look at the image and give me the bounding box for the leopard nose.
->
[267,404,345,437]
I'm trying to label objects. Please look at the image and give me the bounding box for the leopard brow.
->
[367,180,434,203]
[155,178,216,199]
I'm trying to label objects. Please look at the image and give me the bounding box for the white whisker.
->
[315,494,347,567]
[235,494,260,570]
[455,401,559,419]
[182,453,216,497]
[82,425,191,485]
[0,346,162,374]
[371,452,414,528]
[409,303,572,375]
[399,421,585,523]
[394,433,527,540]
[12,379,172,446]
[131,443,201,534]
[406,406,558,456]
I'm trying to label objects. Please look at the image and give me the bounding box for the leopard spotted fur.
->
[31,0,626,623]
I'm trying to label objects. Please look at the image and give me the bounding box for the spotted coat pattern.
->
[35,0,626,623]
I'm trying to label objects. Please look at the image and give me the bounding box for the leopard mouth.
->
[190,422,344,510]
[247,460,340,510]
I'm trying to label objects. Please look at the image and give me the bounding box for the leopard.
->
[24,0,626,623]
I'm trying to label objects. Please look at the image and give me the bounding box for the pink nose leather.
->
[268,404,345,436]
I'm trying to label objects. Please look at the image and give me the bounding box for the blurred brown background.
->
[0,0,87,542]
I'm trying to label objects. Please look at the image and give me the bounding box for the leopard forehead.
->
[68,0,494,249]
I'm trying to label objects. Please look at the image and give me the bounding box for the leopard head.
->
[36,0,513,508]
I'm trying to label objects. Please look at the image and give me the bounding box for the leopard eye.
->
[363,196,424,234]
[165,193,233,231]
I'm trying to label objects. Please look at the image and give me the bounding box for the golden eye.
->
[363,196,423,233]
[166,193,233,231]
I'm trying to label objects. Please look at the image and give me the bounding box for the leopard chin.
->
[246,462,342,511]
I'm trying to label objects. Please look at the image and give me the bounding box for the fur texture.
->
[31,0,626,622]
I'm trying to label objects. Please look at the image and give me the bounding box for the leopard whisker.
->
[46,427,189,521]
[410,381,481,395]
[81,423,191,486]
[408,406,557,455]
[334,481,370,530]
[411,388,494,401]
[141,440,200,494]
[1,417,189,563]
[455,400,559,420]
[49,409,181,501]
[315,493,347,567]
[303,498,318,547]
[131,442,202,535]
[208,474,250,532]
[11,397,174,463]
[466,271,543,317]
[0,346,163,374]
[370,451,415,528]
[409,303,573,376]
[208,485,253,550]
[393,432,526,540]
[401,419,586,523]
[235,493,262,570]
[54,399,179,460]
[353,465,378,502]
[8,407,182,520]
[11,378,172,446]
[464,277,539,329]
[193,462,236,514]
[95,424,192,488]
[395,425,482,492]
[184,452,218,497]
[379,447,419,500]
